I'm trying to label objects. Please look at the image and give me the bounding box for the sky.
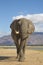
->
[0,0,43,37]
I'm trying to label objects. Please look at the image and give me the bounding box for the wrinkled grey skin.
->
[10,18,35,62]
[10,19,20,58]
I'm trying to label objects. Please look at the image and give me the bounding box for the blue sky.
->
[0,0,43,37]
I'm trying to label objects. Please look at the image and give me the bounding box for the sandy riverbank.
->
[0,48,43,65]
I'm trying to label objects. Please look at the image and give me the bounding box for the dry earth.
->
[0,48,43,65]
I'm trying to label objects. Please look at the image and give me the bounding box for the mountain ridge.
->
[0,32,43,46]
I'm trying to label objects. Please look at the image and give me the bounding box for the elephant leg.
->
[11,34,19,58]
[23,38,28,60]
[18,38,27,61]
[23,41,26,59]
[15,41,19,58]
[15,38,20,59]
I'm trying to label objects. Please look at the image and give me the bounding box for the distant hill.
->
[0,35,14,46]
[0,32,43,46]
[28,32,43,46]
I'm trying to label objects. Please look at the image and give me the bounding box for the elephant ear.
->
[28,22,35,34]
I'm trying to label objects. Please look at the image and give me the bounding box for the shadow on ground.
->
[0,56,17,61]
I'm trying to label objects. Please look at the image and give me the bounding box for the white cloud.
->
[35,24,43,32]
[12,13,43,23]
[12,13,43,32]
[0,32,10,37]
[12,15,24,20]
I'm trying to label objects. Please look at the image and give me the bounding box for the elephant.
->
[10,19,20,58]
[10,18,35,62]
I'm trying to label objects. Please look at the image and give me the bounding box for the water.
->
[0,46,43,51]
[28,46,43,51]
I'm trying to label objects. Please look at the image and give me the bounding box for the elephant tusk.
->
[16,31,19,34]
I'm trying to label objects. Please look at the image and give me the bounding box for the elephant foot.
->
[18,56,25,62]
[16,54,19,59]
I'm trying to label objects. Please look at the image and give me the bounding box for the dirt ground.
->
[0,48,43,65]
